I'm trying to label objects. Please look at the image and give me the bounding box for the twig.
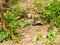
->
[0,6,7,31]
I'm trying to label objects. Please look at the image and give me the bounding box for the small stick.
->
[0,6,7,31]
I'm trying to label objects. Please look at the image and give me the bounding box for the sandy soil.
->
[0,0,60,45]
[0,25,60,45]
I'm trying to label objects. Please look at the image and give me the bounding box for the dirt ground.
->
[0,25,60,45]
[0,0,60,45]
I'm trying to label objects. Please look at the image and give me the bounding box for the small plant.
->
[34,0,42,7]
[0,24,2,31]
[58,27,60,32]
[4,8,24,22]
[0,7,25,42]
[10,0,20,4]
[35,0,60,32]
[36,34,42,41]
[4,12,17,22]
[11,8,23,16]
[45,0,60,24]
[47,30,57,44]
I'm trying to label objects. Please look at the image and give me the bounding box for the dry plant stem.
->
[0,6,7,31]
